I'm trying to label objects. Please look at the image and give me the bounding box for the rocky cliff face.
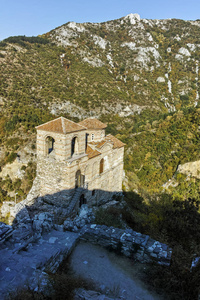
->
[44,13,200,115]
[1,13,200,119]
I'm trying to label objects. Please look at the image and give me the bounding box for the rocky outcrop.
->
[177,160,200,179]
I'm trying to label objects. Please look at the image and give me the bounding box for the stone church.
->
[35,117,125,210]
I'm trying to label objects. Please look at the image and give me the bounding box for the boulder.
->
[33,212,54,234]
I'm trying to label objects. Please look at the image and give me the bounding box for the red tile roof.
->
[89,135,125,150]
[36,117,86,134]
[95,140,107,149]
[90,135,125,150]
[105,134,125,149]
[78,118,107,129]
[86,145,101,159]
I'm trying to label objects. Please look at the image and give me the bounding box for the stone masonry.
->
[80,224,172,266]
[31,116,125,209]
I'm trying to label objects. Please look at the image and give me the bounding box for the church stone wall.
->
[37,130,68,161]
[87,129,105,142]
[35,118,124,210]
[36,156,72,203]
[37,129,87,161]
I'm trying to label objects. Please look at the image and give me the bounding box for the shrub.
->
[6,152,17,164]
[95,207,123,228]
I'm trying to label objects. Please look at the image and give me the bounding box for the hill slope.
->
[0,13,200,202]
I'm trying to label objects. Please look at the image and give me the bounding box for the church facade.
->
[35,117,125,208]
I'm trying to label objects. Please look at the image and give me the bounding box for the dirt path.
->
[69,241,163,300]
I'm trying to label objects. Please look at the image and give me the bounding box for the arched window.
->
[45,136,55,155]
[75,170,85,188]
[71,136,78,156]
[99,158,104,174]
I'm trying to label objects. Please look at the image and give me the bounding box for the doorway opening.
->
[75,170,85,188]
[79,194,87,207]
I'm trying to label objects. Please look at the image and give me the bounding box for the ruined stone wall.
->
[80,224,172,266]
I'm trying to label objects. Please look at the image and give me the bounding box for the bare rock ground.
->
[69,242,163,300]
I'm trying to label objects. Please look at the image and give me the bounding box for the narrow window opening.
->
[99,158,104,174]
[45,136,55,155]
[71,136,78,156]
[85,133,89,150]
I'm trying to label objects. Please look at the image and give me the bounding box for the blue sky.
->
[1,0,200,41]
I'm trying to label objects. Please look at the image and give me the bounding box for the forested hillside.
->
[1,13,200,202]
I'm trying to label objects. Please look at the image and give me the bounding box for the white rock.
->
[106,53,114,68]
[142,19,154,27]
[124,13,141,25]
[83,57,104,67]
[93,35,107,50]
[168,80,172,93]
[68,22,85,32]
[178,160,200,179]
[146,32,154,42]
[49,237,58,244]
[175,54,183,61]
[178,47,191,56]
[121,42,136,50]
[187,43,196,52]
[134,75,140,81]
[136,47,161,67]
[174,35,181,41]
[157,77,165,83]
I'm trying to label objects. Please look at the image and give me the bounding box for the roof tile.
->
[86,145,101,159]
[105,134,125,149]
[36,117,86,134]
[78,118,107,129]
